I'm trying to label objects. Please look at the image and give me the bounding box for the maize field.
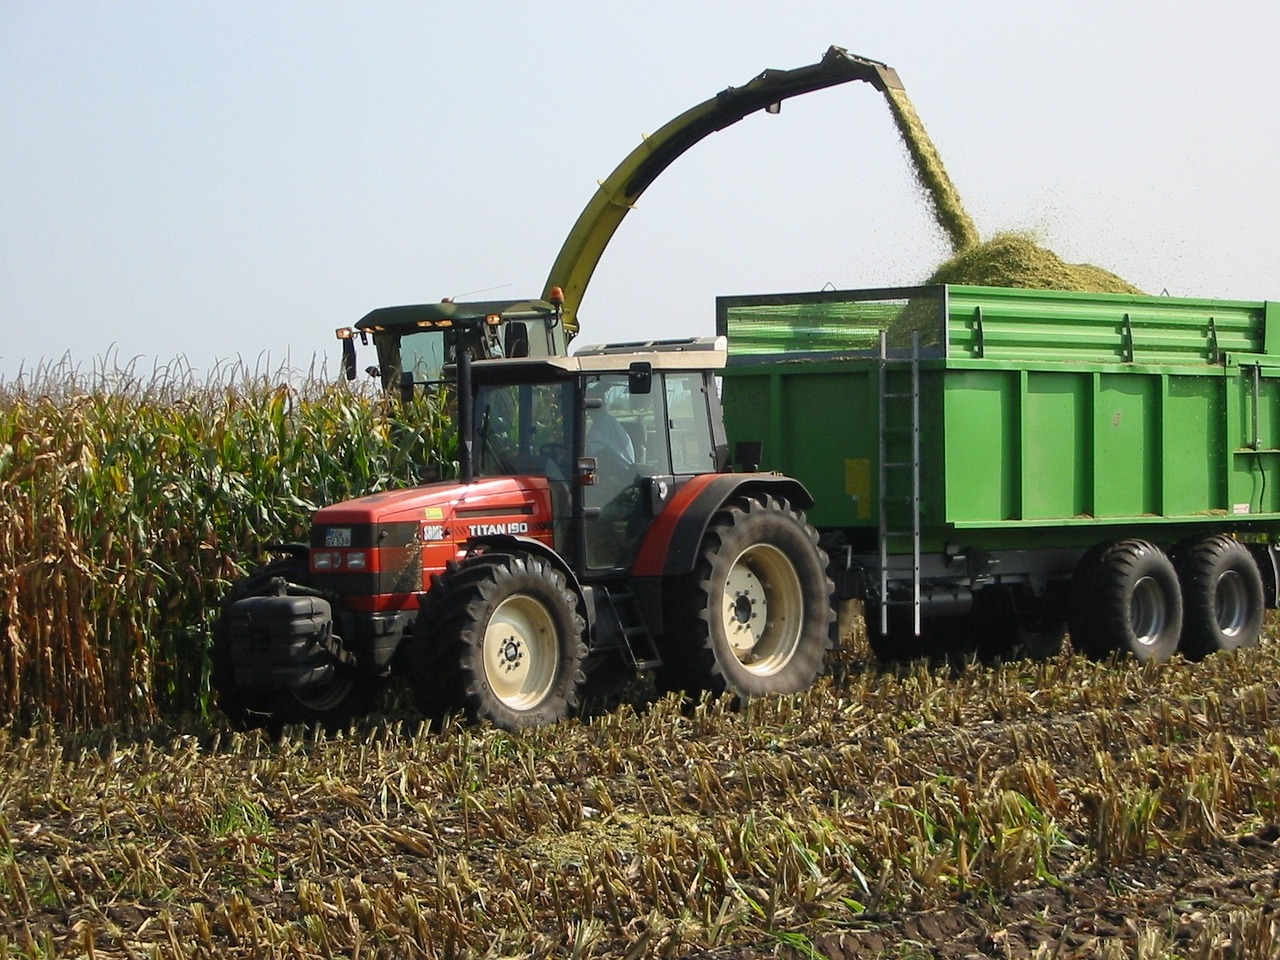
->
[0,361,453,730]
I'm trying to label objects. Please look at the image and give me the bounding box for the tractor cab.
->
[459,337,731,577]
[337,295,569,396]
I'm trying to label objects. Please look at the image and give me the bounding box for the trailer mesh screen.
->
[716,287,945,359]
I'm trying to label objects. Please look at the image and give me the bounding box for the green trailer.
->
[718,284,1280,662]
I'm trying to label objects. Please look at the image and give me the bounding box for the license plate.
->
[324,527,352,547]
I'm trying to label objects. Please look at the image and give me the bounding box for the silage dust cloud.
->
[881,84,1139,294]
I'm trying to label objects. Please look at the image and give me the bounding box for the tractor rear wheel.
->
[413,554,587,730]
[1174,535,1265,659]
[667,494,833,697]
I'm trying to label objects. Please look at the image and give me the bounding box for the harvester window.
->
[373,330,449,391]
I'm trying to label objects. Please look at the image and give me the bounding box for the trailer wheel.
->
[416,554,587,730]
[1070,539,1182,661]
[1174,535,1264,659]
[668,494,833,697]
[211,556,377,732]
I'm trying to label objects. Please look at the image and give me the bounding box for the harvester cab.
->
[336,291,569,397]
[215,337,835,733]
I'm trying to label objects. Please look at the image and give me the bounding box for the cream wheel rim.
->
[719,543,804,676]
[483,594,559,709]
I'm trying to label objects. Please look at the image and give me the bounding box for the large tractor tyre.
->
[667,494,834,698]
[1070,539,1182,662]
[413,554,587,730]
[211,556,378,732]
[405,555,509,727]
[1173,535,1265,659]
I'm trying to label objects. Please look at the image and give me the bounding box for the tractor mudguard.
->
[463,533,589,603]
[631,473,814,578]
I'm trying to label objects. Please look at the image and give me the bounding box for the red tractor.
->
[213,336,834,730]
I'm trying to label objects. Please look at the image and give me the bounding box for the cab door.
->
[582,373,668,571]
[580,369,720,572]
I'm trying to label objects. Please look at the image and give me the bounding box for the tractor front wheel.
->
[413,554,587,730]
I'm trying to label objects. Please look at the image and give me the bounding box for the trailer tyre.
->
[415,554,587,730]
[212,555,377,732]
[669,494,833,697]
[1070,539,1182,662]
[1174,535,1265,659]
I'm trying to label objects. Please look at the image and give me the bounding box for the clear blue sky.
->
[3,2,1278,381]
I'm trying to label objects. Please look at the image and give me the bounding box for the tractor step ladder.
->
[877,329,922,636]
[602,585,663,670]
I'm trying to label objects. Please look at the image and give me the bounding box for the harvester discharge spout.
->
[543,46,902,340]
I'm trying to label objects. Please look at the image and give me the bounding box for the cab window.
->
[665,371,716,474]
[585,375,670,478]
[473,380,574,478]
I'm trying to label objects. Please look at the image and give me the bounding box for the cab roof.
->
[466,336,727,379]
[355,298,558,332]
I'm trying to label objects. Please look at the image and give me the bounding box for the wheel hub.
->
[719,543,806,677]
[483,593,559,710]
[724,567,766,656]
[1130,575,1168,646]
[499,636,525,671]
[1215,570,1248,637]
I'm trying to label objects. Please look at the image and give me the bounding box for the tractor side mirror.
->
[341,338,357,381]
[734,440,762,472]
[628,361,652,395]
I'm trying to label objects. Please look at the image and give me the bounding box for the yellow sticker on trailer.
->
[845,458,871,520]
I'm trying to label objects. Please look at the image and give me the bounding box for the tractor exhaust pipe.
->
[458,351,474,484]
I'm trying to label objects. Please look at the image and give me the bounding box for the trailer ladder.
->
[877,329,922,635]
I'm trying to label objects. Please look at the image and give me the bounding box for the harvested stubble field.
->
[3,634,1280,960]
